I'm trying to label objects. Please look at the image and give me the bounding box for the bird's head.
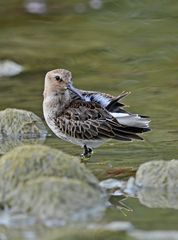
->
[44,68,83,100]
[44,69,73,96]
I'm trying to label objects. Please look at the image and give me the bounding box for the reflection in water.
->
[109,196,133,216]
[138,188,178,210]
[101,175,178,210]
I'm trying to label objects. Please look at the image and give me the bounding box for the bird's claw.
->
[80,145,93,162]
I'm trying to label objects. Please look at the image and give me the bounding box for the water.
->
[1,0,178,239]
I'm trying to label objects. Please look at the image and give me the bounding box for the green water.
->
[1,0,178,239]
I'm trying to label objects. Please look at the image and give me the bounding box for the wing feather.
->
[54,100,143,141]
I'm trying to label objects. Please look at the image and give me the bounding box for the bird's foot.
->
[80,145,93,162]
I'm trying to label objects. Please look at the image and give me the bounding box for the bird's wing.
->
[54,100,143,141]
[70,88,130,113]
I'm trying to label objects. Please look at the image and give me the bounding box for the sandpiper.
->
[43,69,150,158]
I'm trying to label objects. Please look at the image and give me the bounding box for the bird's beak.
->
[67,82,83,98]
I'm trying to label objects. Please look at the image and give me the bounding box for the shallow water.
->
[1,0,178,239]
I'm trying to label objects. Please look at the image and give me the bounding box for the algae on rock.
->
[0,108,47,137]
[0,108,47,154]
[135,160,178,188]
[101,160,178,210]
[0,145,106,223]
[134,159,178,209]
[9,177,104,222]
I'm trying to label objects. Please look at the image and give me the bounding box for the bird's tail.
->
[110,112,151,133]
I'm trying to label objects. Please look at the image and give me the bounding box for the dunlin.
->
[43,69,150,158]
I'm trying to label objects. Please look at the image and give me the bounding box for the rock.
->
[88,221,133,232]
[0,60,23,77]
[24,0,47,15]
[0,136,46,155]
[132,160,178,209]
[0,108,47,138]
[137,187,178,209]
[89,0,103,10]
[135,160,178,188]
[0,108,47,154]
[0,145,101,191]
[129,230,178,240]
[103,161,178,210]
[9,177,104,223]
[0,145,106,223]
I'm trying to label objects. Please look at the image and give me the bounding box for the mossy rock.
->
[0,145,101,194]
[0,145,106,222]
[8,177,105,223]
[0,136,46,155]
[137,187,178,210]
[135,160,178,188]
[0,108,47,137]
[135,160,178,210]
[0,108,47,154]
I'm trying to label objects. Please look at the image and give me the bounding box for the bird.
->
[43,69,150,159]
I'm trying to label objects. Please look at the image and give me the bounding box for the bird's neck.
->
[43,90,71,119]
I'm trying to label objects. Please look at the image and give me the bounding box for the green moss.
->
[0,144,101,190]
[0,108,47,137]
[0,108,47,154]
[8,177,105,222]
[0,145,106,222]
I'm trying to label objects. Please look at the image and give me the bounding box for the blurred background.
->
[0,0,178,239]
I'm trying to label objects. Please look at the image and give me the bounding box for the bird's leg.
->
[81,145,93,160]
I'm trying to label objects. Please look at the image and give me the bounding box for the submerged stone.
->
[0,137,46,155]
[0,108,47,138]
[0,145,106,223]
[137,187,178,209]
[0,60,23,77]
[134,160,178,209]
[9,177,104,223]
[102,160,178,210]
[135,160,178,188]
[0,145,101,191]
[0,108,47,154]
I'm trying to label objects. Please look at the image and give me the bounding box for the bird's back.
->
[70,87,151,133]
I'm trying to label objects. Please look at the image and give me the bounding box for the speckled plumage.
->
[43,69,150,158]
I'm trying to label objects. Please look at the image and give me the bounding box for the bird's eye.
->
[55,76,62,81]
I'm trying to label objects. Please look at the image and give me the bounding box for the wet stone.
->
[0,60,23,77]
[10,177,104,223]
[0,108,47,138]
[0,145,106,224]
[135,160,178,188]
[132,160,178,209]
[0,108,47,154]
[137,187,178,209]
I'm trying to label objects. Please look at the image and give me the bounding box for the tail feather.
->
[111,112,150,129]
[107,119,145,141]
[106,91,130,112]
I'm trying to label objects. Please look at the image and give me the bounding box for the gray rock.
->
[135,160,178,188]
[9,177,104,223]
[0,108,47,138]
[0,136,46,155]
[24,0,47,15]
[134,160,178,209]
[0,145,106,223]
[0,108,47,154]
[0,60,23,77]
[104,160,178,210]
[137,188,178,209]
[129,230,178,240]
